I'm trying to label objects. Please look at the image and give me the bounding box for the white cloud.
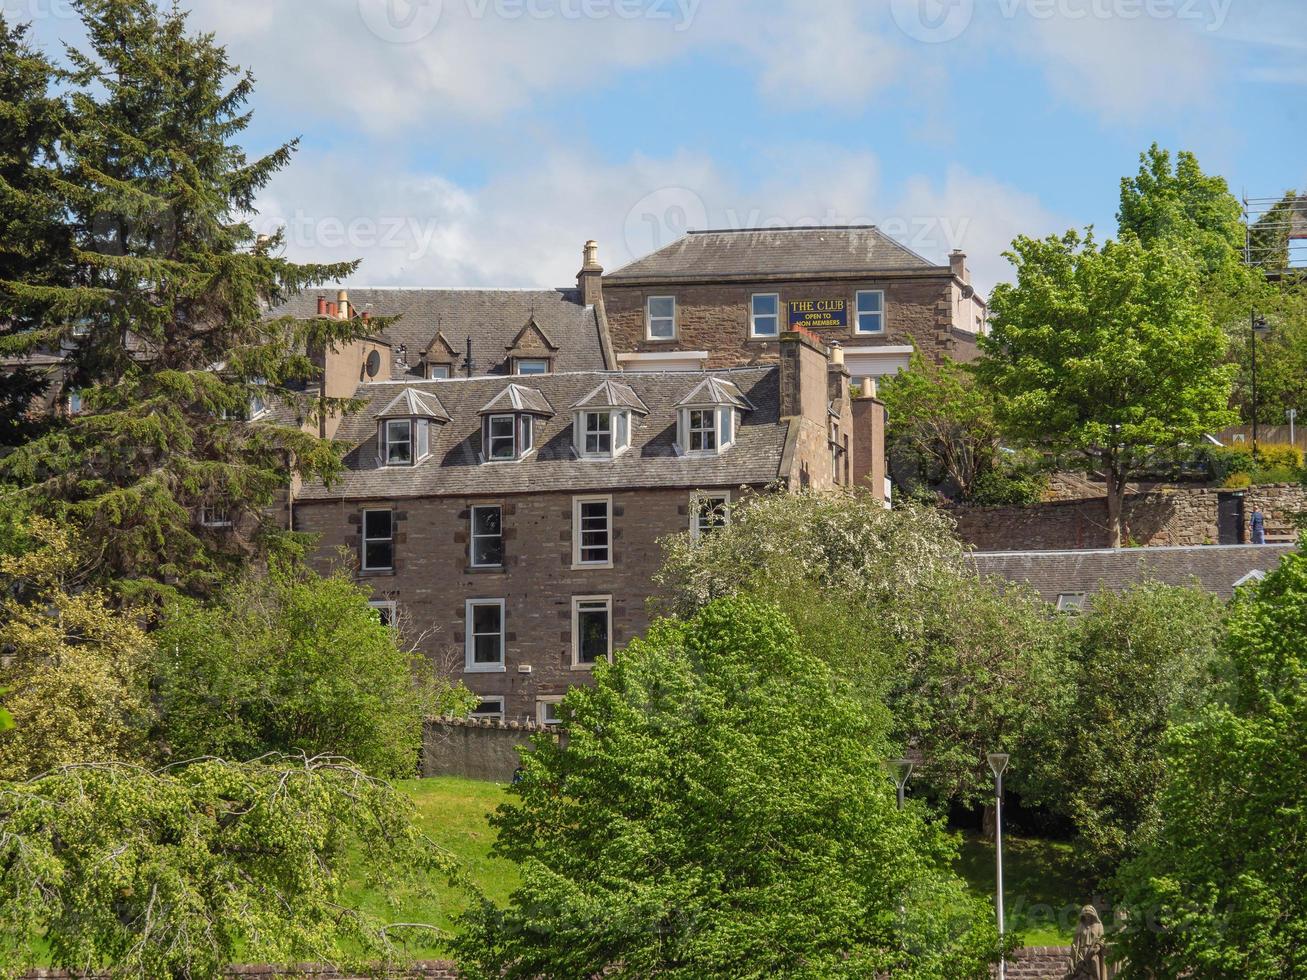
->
[254,143,1061,297]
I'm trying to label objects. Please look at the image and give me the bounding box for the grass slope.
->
[364,777,1080,952]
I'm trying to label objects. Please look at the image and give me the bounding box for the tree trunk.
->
[981,803,997,840]
[1105,460,1126,548]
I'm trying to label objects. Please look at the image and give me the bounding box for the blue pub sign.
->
[788,299,848,330]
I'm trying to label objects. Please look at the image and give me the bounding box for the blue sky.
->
[10,0,1307,293]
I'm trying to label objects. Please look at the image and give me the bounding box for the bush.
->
[969,467,1047,506]
[156,560,474,778]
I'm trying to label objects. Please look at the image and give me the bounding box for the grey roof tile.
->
[972,545,1296,602]
[271,288,607,378]
[605,226,940,281]
[377,388,449,421]
[297,367,786,500]
[479,383,555,417]
[571,380,649,414]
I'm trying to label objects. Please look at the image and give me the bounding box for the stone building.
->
[599,226,986,380]
[294,327,884,722]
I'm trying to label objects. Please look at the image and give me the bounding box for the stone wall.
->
[997,947,1075,979]
[422,717,559,782]
[953,484,1307,551]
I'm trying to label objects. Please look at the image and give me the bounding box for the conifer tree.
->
[0,13,68,444]
[0,0,373,593]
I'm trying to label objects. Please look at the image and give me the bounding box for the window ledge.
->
[466,565,507,575]
[572,562,614,571]
[465,665,507,674]
[358,569,396,577]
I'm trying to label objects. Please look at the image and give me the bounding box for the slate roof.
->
[377,388,449,422]
[478,384,555,417]
[571,380,648,414]
[271,288,607,378]
[972,545,1296,602]
[676,376,753,410]
[605,226,940,281]
[297,367,785,500]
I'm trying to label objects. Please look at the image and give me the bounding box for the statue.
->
[1068,905,1108,980]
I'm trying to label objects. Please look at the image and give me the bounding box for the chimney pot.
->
[578,240,604,306]
[949,250,968,284]
[325,302,337,317]
[337,289,350,319]
[317,296,327,316]
[830,342,845,368]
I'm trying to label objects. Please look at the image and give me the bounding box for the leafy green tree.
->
[1118,144,1247,285]
[0,12,67,447]
[0,0,369,593]
[656,490,1071,810]
[977,231,1236,547]
[1039,583,1226,883]
[455,598,1001,979]
[879,354,1004,500]
[155,559,475,779]
[0,518,153,779]
[1115,553,1307,978]
[0,755,455,979]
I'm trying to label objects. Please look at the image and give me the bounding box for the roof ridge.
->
[686,225,880,234]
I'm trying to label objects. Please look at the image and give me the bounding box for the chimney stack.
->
[949,250,969,284]
[337,289,350,320]
[577,240,604,307]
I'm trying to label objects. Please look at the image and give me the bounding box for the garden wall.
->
[953,484,1307,551]
[421,717,560,783]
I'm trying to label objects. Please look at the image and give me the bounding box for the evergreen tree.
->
[0,13,68,445]
[0,0,370,593]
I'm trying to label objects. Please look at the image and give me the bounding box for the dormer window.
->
[375,388,449,467]
[674,377,752,457]
[478,383,553,463]
[570,381,648,460]
[428,363,451,380]
[383,419,415,465]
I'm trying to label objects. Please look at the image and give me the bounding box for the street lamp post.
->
[1251,313,1270,456]
[889,757,914,812]
[988,752,1011,980]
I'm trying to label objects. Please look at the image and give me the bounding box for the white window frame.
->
[368,599,397,629]
[361,508,394,572]
[687,408,719,453]
[465,598,506,673]
[469,505,504,569]
[1056,593,1087,614]
[646,295,676,340]
[537,696,564,727]
[428,363,451,380]
[573,495,613,568]
[690,491,732,540]
[854,290,885,335]
[485,414,517,461]
[199,503,233,528]
[68,389,83,415]
[750,293,781,338]
[248,378,268,420]
[383,418,413,466]
[571,595,613,670]
[583,411,612,457]
[471,696,505,721]
[514,358,550,376]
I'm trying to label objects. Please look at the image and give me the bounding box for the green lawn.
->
[356,777,1085,952]
[955,833,1088,945]
[342,776,518,957]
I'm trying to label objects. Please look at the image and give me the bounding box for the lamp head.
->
[987,752,1010,778]
[887,757,914,792]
